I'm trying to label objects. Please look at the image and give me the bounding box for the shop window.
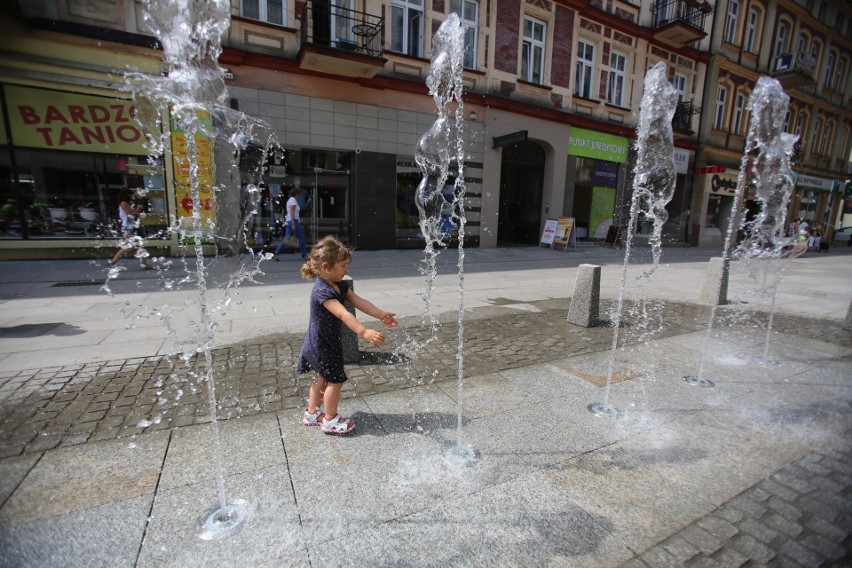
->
[705,194,722,228]
[0,149,167,240]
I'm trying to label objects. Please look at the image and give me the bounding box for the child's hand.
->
[361,328,385,346]
[379,311,398,328]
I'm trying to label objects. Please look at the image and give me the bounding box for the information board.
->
[551,217,576,251]
[539,218,558,246]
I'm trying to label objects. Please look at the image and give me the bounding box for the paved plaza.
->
[0,245,850,566]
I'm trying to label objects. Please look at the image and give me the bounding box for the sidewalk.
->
[0,245,850,566]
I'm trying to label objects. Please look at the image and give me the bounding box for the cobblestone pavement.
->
[1,298,850,565]
[621,445,852,567]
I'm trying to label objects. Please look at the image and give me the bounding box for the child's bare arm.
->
[323,298,385,346]
[345,290,398,327]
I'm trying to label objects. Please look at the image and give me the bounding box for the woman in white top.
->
[274,187,307,259]
[109,188,151,269]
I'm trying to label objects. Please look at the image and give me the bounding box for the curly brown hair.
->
[300,235,352,279]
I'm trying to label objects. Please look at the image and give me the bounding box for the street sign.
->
[493,130,527,148]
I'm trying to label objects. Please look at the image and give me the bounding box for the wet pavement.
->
[0,246,850,566]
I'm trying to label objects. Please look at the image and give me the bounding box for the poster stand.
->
[550,217,576,251]
[539,219,558,248]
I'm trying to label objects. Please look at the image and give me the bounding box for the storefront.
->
[0,83,169,257]
[791,173,843,228]
[564,127,629,240]
[694,166,738,248]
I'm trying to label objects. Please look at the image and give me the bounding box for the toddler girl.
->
[298,236,398,435]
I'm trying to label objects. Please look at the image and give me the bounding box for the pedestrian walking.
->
[298,236,398,435]
[109,188,151,269]
[273,187,307,260]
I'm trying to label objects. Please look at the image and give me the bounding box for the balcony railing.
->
[299,0,383,58]
[770,52,816,89]
[672,100,701,131]
[652,0,711,32]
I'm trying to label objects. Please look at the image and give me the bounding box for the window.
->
[797,33,806,55]
[744,8,759,52]
[775,22,788,54]
[732,92,746,134]
[835,58,848,91]
[241,0,285,25]
[810,41,821,64]
[713,85,728,130]
[783,110,791,133]
[450,0,478,69]
[575,41,595,98]
[521,16,546,84]
[794,113,805,140]
[811,117,821,152]
[673,74,686,102]
[821,122,832,155]
[608,52,627,106]
[724,0,739,44]
[390,0,423,57]
[824,52,836,89]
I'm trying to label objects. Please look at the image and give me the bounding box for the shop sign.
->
[493,130,527,148]
[698,169,738,196]
[568,128,628,163]
[4,85,146,154]
[795,173,833,192]
[592,161,619,187]
[673,148,690,175]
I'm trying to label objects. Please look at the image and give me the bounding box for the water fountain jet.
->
[589,62,677,418]
[415,14,474,464]
[685,76,796,385]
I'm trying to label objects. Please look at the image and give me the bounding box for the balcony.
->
[770,52,816,90]
[672,100,701,132]
[298,0,385,79]
[651,0,711,48]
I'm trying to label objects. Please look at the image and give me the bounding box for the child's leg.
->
[322,382,344,419]
[308,374,328,413]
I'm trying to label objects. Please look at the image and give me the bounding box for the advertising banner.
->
[171,109,216,242]
[540,218,558,245]
[552,217,575,250]
[590,186,617,239]
[4,85,146,155]
[568,128,629,163]
[592,160,619,187]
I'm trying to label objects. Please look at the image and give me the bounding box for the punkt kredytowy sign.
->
[568,127,629,163]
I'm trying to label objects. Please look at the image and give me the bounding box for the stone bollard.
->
[568,264,601,327]
[700,257,729,305]
[844,297,852,332]
[341,275,359,363]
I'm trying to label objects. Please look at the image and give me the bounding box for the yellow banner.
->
[171,109,216,240]
[4,85,146,154]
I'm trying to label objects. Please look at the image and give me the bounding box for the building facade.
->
[695,0,852,248]
[0,0,735,258]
